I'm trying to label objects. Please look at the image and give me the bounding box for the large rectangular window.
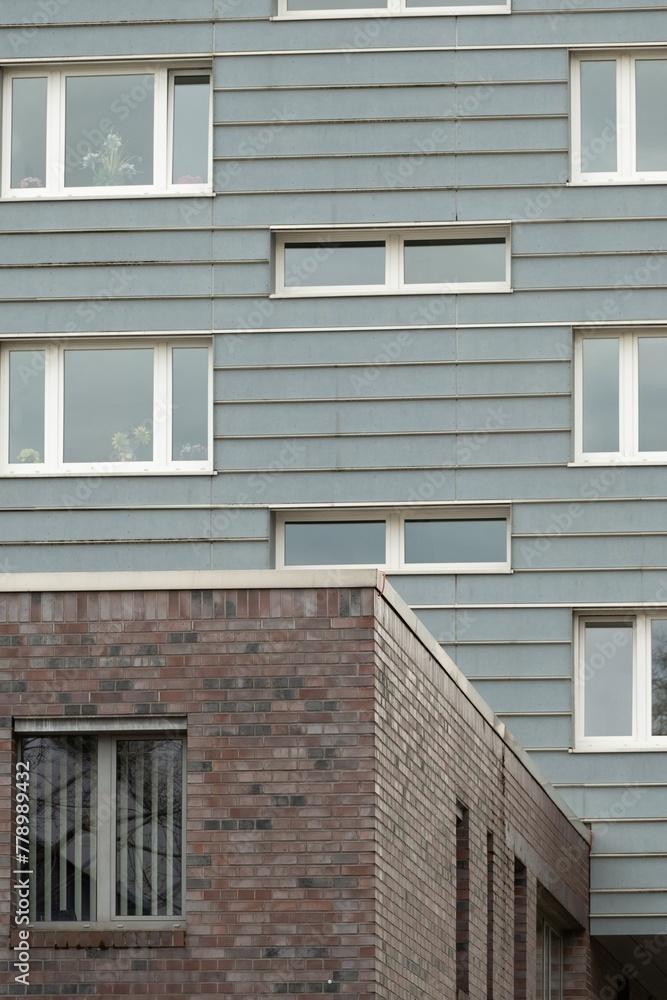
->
[277,508,510,572]
[572,52,667,183]
[536,916,563,1000]
[576,331,667,462]
[3,66,211,198]
[274,226,511,296]
[577,614,667,748]
[1,340,211,474]
[19,728,185,925]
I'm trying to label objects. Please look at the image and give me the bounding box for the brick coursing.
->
[0,586,591,999]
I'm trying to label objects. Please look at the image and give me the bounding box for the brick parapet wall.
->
[0,584,591,999]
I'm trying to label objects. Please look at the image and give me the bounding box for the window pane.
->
[171,347,209,461]
[579,61,617,173]
[116,740,183,917]
[286,0,386,8]
[23,736,97,922]
[284,521,386,565]
[651,619,667,736]
[536,915,545,1000]
[406,0,500,6]
[63,349,154,463]
[581,338,619,453]
[283,242,386,287]
[549,928,563,1000]
[583,623,633,737]
[638,338,667,452]
[11,78,47,189]
[404,519,506,564]
[9,350,45,464]
[65,74,154,187]
[636,60,667,172]
[172,75,210,184]
[403,238,506,285]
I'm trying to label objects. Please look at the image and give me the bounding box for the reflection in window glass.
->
[172,76,210,184]
[580,61,617,173]
[11,78,47,189]
[584,623,633,737]
[287,0,385,8]
[284,521,386,565]
[171,347,209,461]
[651,620,667,735]
[9,350,45,464]
[405,519,506,563]
[635,60,667,172]
[283,242,386,287]
[116,740,183,917]
[403,238,506,285]
[23,735,97,922]
[582,339,619,453]
[63,349,154,463]
[65,74,154,188]
[638,338,667,452]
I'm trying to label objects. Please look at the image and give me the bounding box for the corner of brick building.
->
[0,582,592,998]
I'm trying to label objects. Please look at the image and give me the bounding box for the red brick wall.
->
[0,585,591,999]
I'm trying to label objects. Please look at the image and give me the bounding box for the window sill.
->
[2,189,214,202]
[572,743,667,752]
[3,468,215,478]
[10,926,186,949]
[568,460,667,467]
[271,7,509,18]
[271,286,511,298]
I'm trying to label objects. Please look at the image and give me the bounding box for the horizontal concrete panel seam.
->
[497,711,570,717]
[471,675,570,682]
[217,429,569,439]
[216,395,570,404]
[215,81,567,93]
[216,147,567,159]
[215,360,569,370]
[0,537,267,546]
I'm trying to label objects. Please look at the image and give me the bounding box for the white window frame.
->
[571,51,667,184]
[0,337,213,476]
[16,717,186,930]
[274,0,510,19]
[272,225,511,297]
[574,329,667,464]
[2,64,212,200]
[537,915,563,1000]
[275,506,511,573]
[575,613,667,751]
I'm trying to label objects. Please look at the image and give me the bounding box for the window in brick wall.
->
[536,915,563,1000]
[276,0,510,17]
[17,720,186,926]
[276,507,511,573]
[576,614,667,749]
[572,52,667,184]
[2,65,211,199]
[456,802,470,997]
[575,330,667,463]
[1,339,212,475]
[272,225,511,296]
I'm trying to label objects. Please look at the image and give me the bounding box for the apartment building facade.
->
[2,0,667,994]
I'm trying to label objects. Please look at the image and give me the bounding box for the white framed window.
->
[536,916,563,1000]
[575,613,667,750]
[571,51,667,183]
[275,507,511,573]
[3,64,212,199]
[0,339,212,475]
[275,0,510,18]
[16,719,186,927]
[574,330,667,463]
[272,225,511,297]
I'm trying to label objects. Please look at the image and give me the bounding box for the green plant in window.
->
[81,132,140,186]
[111,425,151,462]
[178,442,207,460]
[16,448,41,463]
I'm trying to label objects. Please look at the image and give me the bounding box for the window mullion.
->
[154,69,168,191]
[387,234,400,290]
[621,54,635,180]
[636,615,649,743]
[155,343,169,467]
[46,345,61,469]
[52,71,65,195]
[386,512,400,569]
[619,334,633,459]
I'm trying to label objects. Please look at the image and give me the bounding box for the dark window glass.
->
[404,519,506,564]
[403,238,506,284]
[584,623,633,737]
[283,242,385,287]
[284,521,386,565]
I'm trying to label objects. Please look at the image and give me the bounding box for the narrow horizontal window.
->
[577,613,667,748]
[1,340,212,475]
[572,52,667,183]
[277,508,510,572]
[3,65,211,198]
[576,330,667,462]
[21,733,185,926]
[404,518,507,564]
[278,0,509,14]
[283,520,387,566]
[274,227,511,296]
